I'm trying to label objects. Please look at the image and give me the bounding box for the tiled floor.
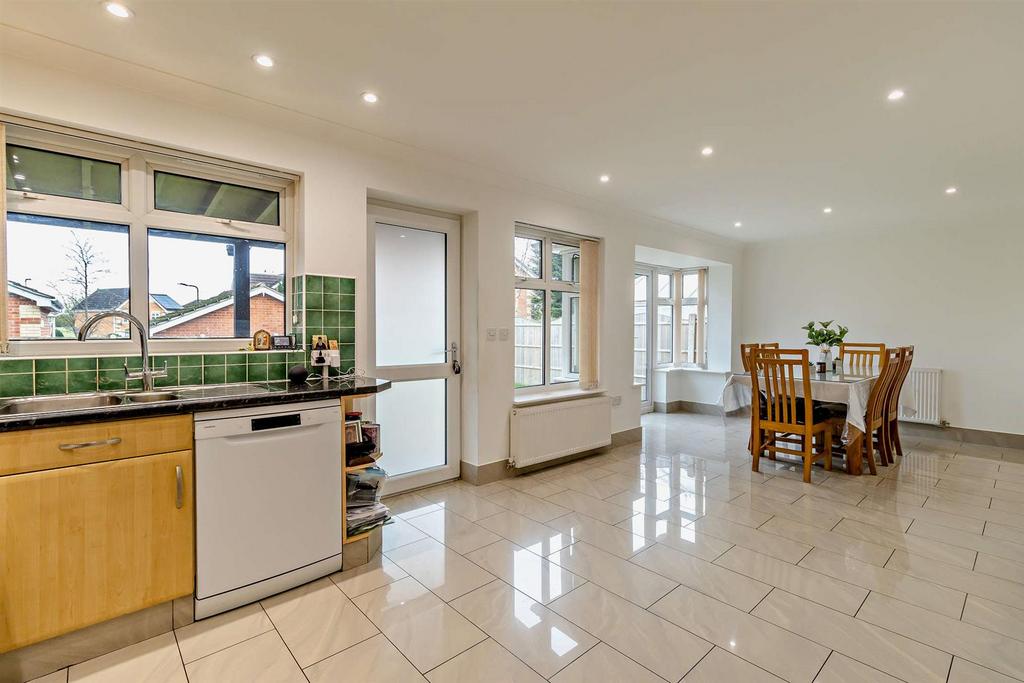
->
[32,412,1024,682]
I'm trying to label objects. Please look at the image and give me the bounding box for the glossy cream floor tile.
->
[545,512,652,558]
[464,539,585,604]
[331,554,409,598]
[682,647,784,682]
[68,633,185,683]
[761,476,866,506]
[174,602,274,664]
[352,577,486,673]
[545,472,630,499]
[27,672,67,683]
[961,594,1024,641]
[548,582,711,681]
[448,581,597,678]
[305,633,425,683]
[856,498,986,533]
[886,549,1024,611]
[475,510,574,556]
[857,592,1024,680]
[404,509,501,555]
[974,552,1024,584]
[715,545,867,615]
[831,517,976,569]
[759,516,893,566]
[604,489,706,525]
[788,495,913,533]
[650,585,829,682]
[689,515,812,564]
[752,589,951,683]
[184,631,303,683]
[631,542,771,611]
[424,638,543,683]
[799,547,965,618]
[704,476,801,504]
[544,490,634,525]
[487,489,572,523]
[385,538,495,602]
[548,541,678,607]
[416,486,506,521]
[500,475,568,499]
[948,658,1021,683]
[261,577,378,668]
[908,519,1024,564]
[617,513,733,561]
[726,492,842,530]
[985,520,1024,545]
[813,652,902,682]
[383,492,442,520]
[382,517,429,552]
[549,643,662,683]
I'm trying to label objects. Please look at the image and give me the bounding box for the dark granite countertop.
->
[0,378,391,432]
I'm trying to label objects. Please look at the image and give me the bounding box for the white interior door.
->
[368,205,460,494]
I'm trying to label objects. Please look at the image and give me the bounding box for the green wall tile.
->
[323,293,342,311]
[35,359,67,373]
[306,275,323,293]
[225,353,247,365]
[203,354,226,366]
[179,366,202,385]
[306,291,323,310]
[179,354,203,367]
[268,363,287,381]
[0,360,34,374]
[306,310,323,330]
[247,364,269,381]
[35,373,68,395]
[339,312,355,327]
[68,371,99,393]
[340,278,355,295]
[154,370,179,388]
[203,365,226,384]
[98,356,126,370]
[0,374,33,397]
[226,365,246,383]
[98,370,125,392]
[323,277,341,295]
[68,357,98,372]
[340,295,355,311]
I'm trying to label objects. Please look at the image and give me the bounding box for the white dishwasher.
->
[194,399,342,619]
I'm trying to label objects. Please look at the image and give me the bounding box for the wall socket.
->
[486,328,497,341]
[498,327,510,341]
[611,395,622,406]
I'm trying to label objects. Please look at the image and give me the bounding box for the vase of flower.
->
[802,320,848,372]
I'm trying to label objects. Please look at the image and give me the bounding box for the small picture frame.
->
[252,329,272,351]
[271,334,295,350]
[361,423,380,453]
[344,421,362,445]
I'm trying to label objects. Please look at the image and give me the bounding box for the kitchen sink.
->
[0,390,182,415]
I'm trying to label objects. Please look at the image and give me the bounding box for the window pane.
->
[147,229,285,338]
[657,273,672,298]
[375,224,446,366]
[514,288,544,388]
[549,291,579,384]
[376,378,446,476]
[6,212,129,339]
[680,304,698,364]
[6,145,121,203]
[154,171,280,226]
[682,272,699,300]
[657,304,673,365]
[551,243,579,283]
[514,236,542,279]
[633,273,648,395]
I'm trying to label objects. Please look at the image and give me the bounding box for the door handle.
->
[447,342,461,375]
[59,437,122,451]
[175,465,184,509]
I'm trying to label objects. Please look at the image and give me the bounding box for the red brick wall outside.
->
[152,294,284,338]
[6,293,54,338]
[73,300,131,337]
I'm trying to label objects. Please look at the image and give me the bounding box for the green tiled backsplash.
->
[291,274,356,377]
[0,352,310,398]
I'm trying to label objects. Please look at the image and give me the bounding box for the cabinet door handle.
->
[175,465,184,509]
[58,437,122,451]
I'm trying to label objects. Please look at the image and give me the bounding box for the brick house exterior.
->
[150,285,284,338]
[6,281,63,338]
[71,289,181,337]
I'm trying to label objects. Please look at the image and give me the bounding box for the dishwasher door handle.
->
[175,465,184,509]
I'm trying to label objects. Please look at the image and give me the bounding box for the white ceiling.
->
[1,1,1022,241]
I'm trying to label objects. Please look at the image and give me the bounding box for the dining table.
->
[720,368,917,475]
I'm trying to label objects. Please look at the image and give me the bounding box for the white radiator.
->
[509,396,612,468]
[901,367,942,425]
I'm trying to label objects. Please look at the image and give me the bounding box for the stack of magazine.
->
[346,465,390,536]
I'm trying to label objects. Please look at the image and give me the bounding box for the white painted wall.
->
[0,36,744,466]
[740,226,1024,435]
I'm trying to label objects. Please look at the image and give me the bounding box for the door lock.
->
[449,342,461,375]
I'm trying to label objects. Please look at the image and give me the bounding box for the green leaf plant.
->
[801,320,849,348]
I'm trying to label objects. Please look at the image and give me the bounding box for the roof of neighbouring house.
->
[70,287,130,312]
[151,293,183,311]
[7,281,63,312]
[250,273,285,290]
[148,283,284,332]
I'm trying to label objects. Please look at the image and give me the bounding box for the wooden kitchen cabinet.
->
[0,449,194,653]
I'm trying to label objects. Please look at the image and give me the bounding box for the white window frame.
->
[1,117,296,356]
[635,263,709,372]
[514,224,582,393]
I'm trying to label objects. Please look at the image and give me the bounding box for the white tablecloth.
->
[720,372,917,439]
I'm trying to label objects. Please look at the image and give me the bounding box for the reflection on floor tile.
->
[305,633,425,683]
[184,631,304,683]
[385,537,495,602]
[681,647,785,682]
[174,602,274,664]
[549,541,677,608]
[549,642,662,683]
[68,633,185,683]
[424,638,543,683]
[465,539,584,604]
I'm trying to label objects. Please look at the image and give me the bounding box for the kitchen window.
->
[514,224,599,391]
[1,118,295,354]
[634,264,709,373]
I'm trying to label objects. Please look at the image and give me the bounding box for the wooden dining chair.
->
[839,343,886,373]
[882,345,914,462]
[858,347,904,472]
[740,343,781,456]
[750,348,832,483]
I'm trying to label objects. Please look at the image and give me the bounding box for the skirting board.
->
[655,399,724,416]
[462,426,642,485]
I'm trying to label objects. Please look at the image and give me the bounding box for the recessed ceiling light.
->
[701,146,714,157]
[13,173,25,181]
[599,174,610,183]
[361,92,379,104]
[887,89,905,101]
[734,221,742,228]
[945,186,958,194]
[104,2,133,18]
[823,207,833,214]
[252,54,274,68]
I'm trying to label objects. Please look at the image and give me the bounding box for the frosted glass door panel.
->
[375,224,446,366]
[376,379,446,476]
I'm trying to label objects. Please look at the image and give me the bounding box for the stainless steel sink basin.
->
[0,393,126,414]
[0,390,182,415]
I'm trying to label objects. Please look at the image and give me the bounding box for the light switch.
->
[498,327,510,341]
[486,328,497,341]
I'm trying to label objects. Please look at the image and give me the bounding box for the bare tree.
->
[49,232,109,333]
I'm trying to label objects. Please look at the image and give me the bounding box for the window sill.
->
[513,386,605,408]
[654,366,729,375]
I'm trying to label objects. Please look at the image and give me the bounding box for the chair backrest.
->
[750,348,813,432]
[867,347,902,426]
[886,345,914,418]
[840,342,886,373]
[740,342,780,372]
